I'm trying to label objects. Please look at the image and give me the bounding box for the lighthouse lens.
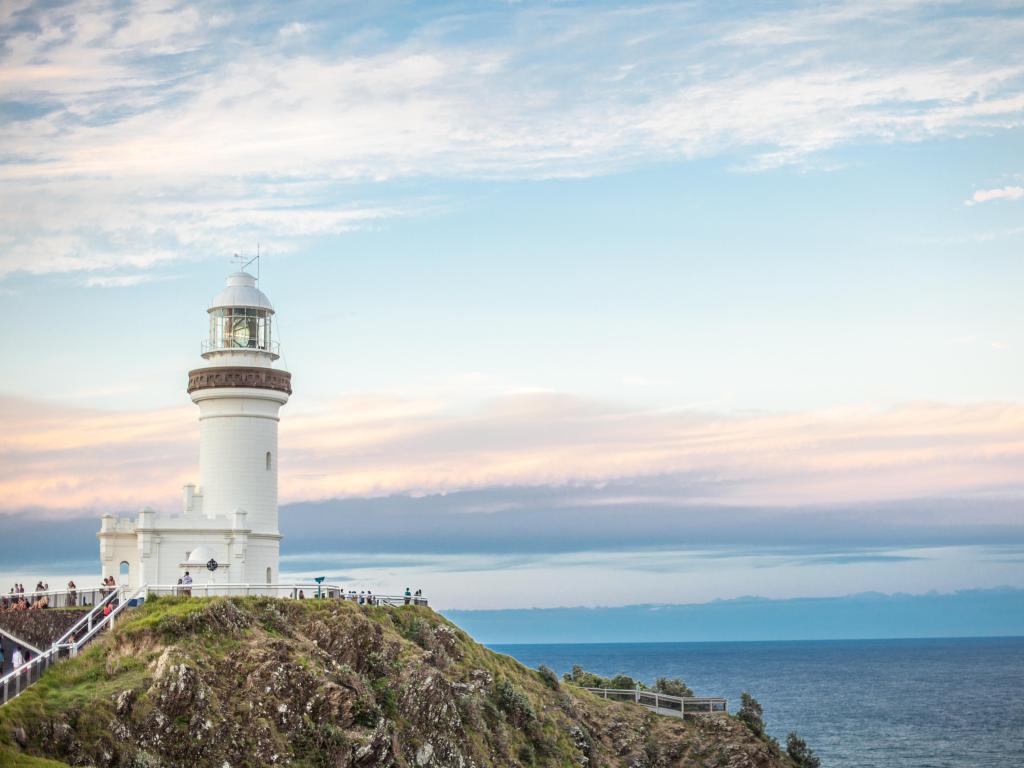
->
[231,317,251,346]
[209,308,271,351]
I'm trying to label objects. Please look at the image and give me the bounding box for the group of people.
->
[0,595,47,612]
[343,590,381,605]
[291,587,425,605]
[8,582,48,595]
[0,643,32,676]
[100,576,118,596]
[3,583,52,611]
[174,572,194,596]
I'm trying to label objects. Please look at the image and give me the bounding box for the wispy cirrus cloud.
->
[1,0,1023,277]
[83,272,178,287]
[2,390,1023,516]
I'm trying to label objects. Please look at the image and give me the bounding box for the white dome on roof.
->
[209,271,274,312]
[185,545,215,564]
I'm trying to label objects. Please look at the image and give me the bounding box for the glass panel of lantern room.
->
[257,314,271,350]
[209,309,219,348]
[212,309,230,348]
[230,310,250,347]
[246,313,259,348]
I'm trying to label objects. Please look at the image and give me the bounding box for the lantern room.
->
[201,271,279,359]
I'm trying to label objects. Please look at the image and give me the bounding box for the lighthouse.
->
[98,266,291,589]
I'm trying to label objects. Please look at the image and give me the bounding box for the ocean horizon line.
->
[488,634,1024,648]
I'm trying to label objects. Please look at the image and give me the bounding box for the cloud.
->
[965,185,1024,205]
[2,390,1024,518]
[83,273,175,287]
[1,0,1023,276]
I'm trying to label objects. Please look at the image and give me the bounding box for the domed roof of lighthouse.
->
[209,271,274,313]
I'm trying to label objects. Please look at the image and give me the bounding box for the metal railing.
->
[0,645,58,706]
[52,587,122,647]
[144,583,428,606]
[1,586,115,610]
[583,688,727,717]
[201,338,280,355]
[0,586,138,707]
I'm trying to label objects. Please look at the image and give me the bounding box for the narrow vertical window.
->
[266,451,272,470]
[266,567,272,584]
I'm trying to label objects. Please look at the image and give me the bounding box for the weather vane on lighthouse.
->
[233,245,261,281]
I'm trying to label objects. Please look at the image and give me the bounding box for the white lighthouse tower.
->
[98,266,292,589]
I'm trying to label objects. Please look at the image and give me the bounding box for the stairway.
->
[0,586,140,706]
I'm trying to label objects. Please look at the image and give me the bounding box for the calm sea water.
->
[491,637,1024,768]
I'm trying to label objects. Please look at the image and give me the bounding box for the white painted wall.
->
[192,387,289,535]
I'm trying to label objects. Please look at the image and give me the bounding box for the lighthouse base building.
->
[98,269,291,590]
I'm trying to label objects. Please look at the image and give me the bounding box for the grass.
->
[0,744,71,767]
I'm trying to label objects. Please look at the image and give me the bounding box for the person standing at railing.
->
[404,587,411,605]
[67,580,77,607]
[181,572,193,597]
[11,647,23,672]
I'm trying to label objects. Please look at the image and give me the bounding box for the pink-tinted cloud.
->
[2,392,1022,517]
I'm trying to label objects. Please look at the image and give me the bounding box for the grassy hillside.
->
[0,597,796,767]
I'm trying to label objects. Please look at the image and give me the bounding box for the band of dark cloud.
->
[2,482,1021,570]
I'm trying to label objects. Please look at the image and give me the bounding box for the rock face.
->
[0,598,797,768]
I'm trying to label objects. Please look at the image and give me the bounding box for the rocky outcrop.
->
[0,598,797,768]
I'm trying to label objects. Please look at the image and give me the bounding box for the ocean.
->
[491,636,1024,768]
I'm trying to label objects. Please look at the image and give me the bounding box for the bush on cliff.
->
[738,691,766,737]
[654,676,695,697]
[786,731,821,768]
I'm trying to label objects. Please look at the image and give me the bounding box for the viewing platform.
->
[583,687,728,717]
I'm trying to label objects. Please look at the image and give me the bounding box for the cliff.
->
[0,597,797,768]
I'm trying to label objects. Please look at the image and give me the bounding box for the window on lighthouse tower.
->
[266,451,272,470]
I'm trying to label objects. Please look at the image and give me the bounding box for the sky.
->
[1,0,1023,621]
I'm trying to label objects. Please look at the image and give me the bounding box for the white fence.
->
[143,583,427,606]
[1,586,116,610]
[583,687,727,716]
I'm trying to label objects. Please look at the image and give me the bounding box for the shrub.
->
[654,677,694,697]
[786,732,821,768]
[737,692,765,737]
[495,678,536,727]
[561,664,643,691]
[351,694,379,727]
[537,664,560,690]
[608,674,638,690]
[562,664,605,688]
